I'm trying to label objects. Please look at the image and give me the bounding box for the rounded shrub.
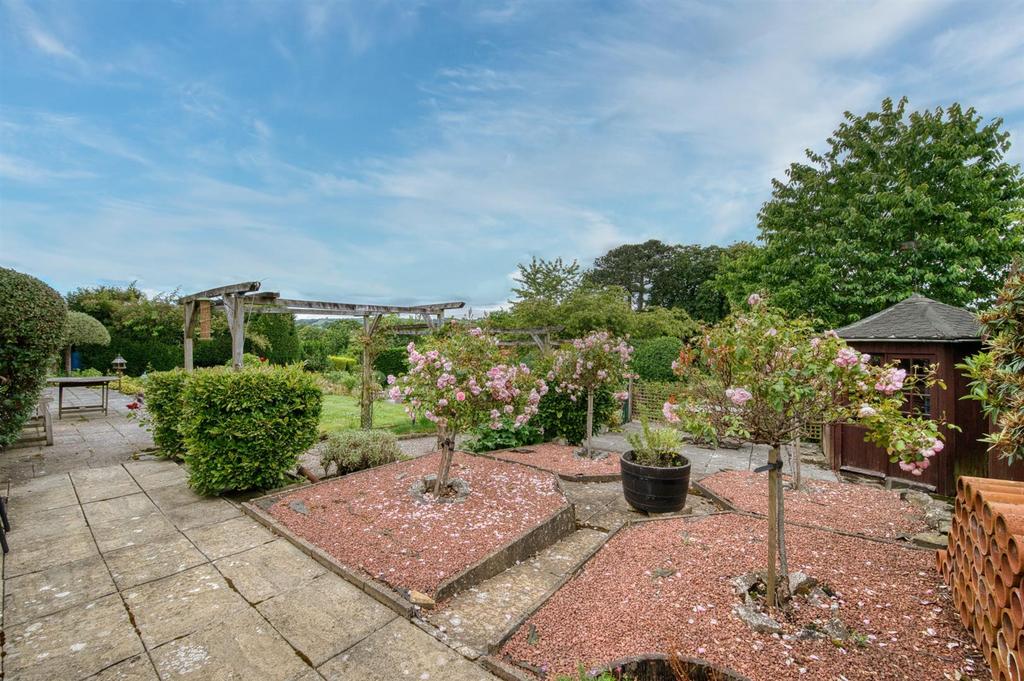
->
[631,336,685,382]
[373,347,408,377]
[327,355,357,372]
[0,268,67,448]
[143,369,190,457]
[320,429,407,476]
[536,387,616,445]
[180,366,322,495]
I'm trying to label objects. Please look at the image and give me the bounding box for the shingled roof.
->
[836,294,981,341]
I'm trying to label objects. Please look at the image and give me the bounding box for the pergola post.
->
[360,313,383,429]
[183,301,196,372]
[223,294,246,371]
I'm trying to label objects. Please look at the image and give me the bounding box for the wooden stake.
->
[767,444,780,608]
[183,301,196,372]
[585,389,594,457]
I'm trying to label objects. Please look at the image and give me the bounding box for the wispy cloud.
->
[3,0,85,66]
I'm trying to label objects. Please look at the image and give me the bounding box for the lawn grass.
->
[320,394,434,435]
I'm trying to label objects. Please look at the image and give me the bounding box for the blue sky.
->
[2,0,1023,311]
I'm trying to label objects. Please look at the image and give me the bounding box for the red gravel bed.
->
[501,514,979,680]
[268,452,567,595]
[483,443,620,479]
[699,470,928,539]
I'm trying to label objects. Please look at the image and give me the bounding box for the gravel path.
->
[269,452,567,595]
[700,470,929,539]
[482,443,621,479]
[500,514,980,680]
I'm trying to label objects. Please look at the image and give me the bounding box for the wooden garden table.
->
[47,376,118,419]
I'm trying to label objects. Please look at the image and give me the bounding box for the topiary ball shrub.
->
[631,336,685,382]
[180,366,322,495]
[143,369,190,457]
[320,429,407,476]
[536,388,616,445]
[0,268,67,448]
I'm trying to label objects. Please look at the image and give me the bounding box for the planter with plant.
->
[622,420,690,512]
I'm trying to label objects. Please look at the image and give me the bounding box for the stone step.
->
[428,528,608,655]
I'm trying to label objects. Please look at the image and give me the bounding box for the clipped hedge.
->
[180,366,322,495]
[536,387,616,445]
[327,355,357,372]
[320,429,406,476]
[0,268,67,448]
[143,369,189,457]
[631,336,685,382]
[373,347,408,377]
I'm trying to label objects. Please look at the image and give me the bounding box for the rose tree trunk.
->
[766,444,791,607]
[434,433,456,495]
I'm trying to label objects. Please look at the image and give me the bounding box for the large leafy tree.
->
[511,256,581,304]
[62,311,110,373]
[587,239,677,310]
[651,243,748,323]
[729,97,1024,327]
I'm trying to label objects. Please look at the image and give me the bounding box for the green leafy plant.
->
[536,388,617,445]
[320,429,408,476]
[631,336,685,382]
[180,366,322,495]
[626,419,684,467]
[555,665,635,681]
[116,374,146,396]
[465,418,543,452]
[327,355,358,372]
[0,268,67,448]
[62,310,110,373]
[141,369,190,457]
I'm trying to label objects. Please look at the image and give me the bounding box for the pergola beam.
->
[179,281,260,303]
[272,299,464,315]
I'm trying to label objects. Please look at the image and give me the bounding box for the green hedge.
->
[0,268,67,448]
[327,355,357,372]
[373,347,408,377]
[631,336,684,382]
[180,366,322,495]
[536,388,616,445]
[143,369,189,457]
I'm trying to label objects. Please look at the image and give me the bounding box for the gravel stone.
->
[482,443,620,478]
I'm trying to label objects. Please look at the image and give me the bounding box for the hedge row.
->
[144,365,322,495]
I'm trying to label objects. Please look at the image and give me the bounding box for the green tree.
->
[651,244,747,323]
[511,256,581,304]
[628,306,699,340]
[62,311,110,373]
[729,98,1024,327]
[587,240,677,310]
[248,313,300,364]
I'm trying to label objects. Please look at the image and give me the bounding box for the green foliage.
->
[512,256,581,304]
[248,313,300,364]
[626,419,684,467]
[143,369,190,457]
[555,665,633,681]
[536,388,616,445]
[960,260,1024,462]
[631,336,685,381]
[319,429,407,476]
[628,308,698,341]
[180,366,322,495]
[299,320,358,372]
[224,353,265,368]
[319,394,433,435]
[320,370,359,396]
[0,268,67,448]
[727,97,1024,327]
[560,285,635,337]
[465,418,543,452]
[65,311,111,347]
[586,239,677,310]
[327,355,358,372]
[651,243,747,323]
[116,374,146,396]
[373,347,407,376]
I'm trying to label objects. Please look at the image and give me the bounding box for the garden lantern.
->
[111,354,127,388]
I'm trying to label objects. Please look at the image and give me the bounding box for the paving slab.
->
[150,608,312,681]
[4,526,99,578]
[184,515,275,560]
[82,492,159,525]
[7,502,88,542]
[124,460,189,490]
[257,574,397,666]
[103,532,208,589]
[71,466,141,503]
[86,654,160,681]
[433,561,562,652]
[123,564,249,649]
[525,528,607,576]
[4,593,144,681]
[4,554,115,625]
[318,618,500,681]
[8,473,79,514]
[161,498,241,531]
[213,539,326,604]
[90,510,180,553]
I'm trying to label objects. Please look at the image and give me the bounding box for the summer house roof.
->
[835,294,981,342]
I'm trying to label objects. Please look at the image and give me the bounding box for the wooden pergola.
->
[179,282,464,427]
[394,323,563,351]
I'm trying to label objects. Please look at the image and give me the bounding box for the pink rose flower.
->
[456,391,466,402]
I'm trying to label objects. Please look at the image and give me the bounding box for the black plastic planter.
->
[620,450,691,513]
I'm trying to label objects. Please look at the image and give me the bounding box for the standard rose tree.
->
[389,325,548,496]
[548,331,633,457]
[663,293,944,607]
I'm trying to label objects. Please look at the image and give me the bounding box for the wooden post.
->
[64,346,72,375]
[585,389,594,457]
[360,314,381,430]
[183,301,196,372]
[223,295,245,371]
[767,444,779,608]
[434,432,455,495]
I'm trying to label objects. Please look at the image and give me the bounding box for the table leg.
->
[58,384,64,419]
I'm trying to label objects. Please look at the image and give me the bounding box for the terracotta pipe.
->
[996,509,1024,550]
[1018,629,1024,663]
[998,629,1010,672]
[1010,587,1024,630]
[999,552,1018,587]
[990,647,1002,676]
[1001,608,1015,646]
[1008,535,1024,576]
[937,549,948,576]
[1009,650,1022,681]
[994,571,1012,608]
[987,555,1000,587]
[964,477,1024,506]
[960,596,973,629]
[977,545,988,572]
[987,499,1024,535]
[988,591,1003,626]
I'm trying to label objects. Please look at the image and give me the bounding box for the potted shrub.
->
[621,420,690,512]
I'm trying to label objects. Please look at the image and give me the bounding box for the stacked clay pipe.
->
[941,476,1024,681]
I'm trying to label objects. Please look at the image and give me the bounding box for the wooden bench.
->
[14,396,53,447]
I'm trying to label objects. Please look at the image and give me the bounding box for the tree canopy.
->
[724,97,1024,327]
[65,311,110,347]
[586,239,676,310]
[651,243,747,323]
[511,256,581,304]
